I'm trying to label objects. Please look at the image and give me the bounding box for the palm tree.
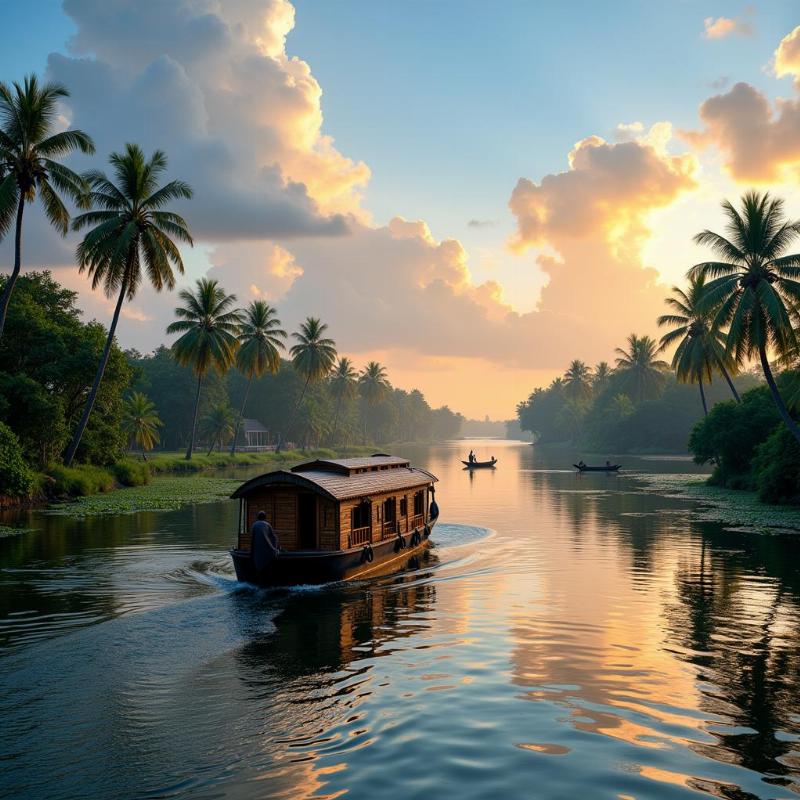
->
[121,392,162,460]
[329,357,358,445]
[614,334,669,403]
[658,275,740,416]
[563,359,593,402]
[167,278,240,459]
[0,74,94,336]
[284,317,336,449]
[200,402,236,454]
[359,361,391,443]
[230,301,286,454]
[593,361,612,394]
[690,191,800,444]
[63,144,192,465]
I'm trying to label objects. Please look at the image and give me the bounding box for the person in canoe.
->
[578,460,586,468]
[468,450,476,464]
[251,510,280,574]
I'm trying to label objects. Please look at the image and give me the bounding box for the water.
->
[3,441,800,799]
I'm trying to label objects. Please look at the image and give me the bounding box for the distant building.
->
[241,418,272,450]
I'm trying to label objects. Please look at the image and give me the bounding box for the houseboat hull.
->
[231,519,437,587]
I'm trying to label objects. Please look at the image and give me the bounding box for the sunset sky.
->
[2,1,800,418]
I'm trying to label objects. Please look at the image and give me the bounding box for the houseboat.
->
[229,454,439,586]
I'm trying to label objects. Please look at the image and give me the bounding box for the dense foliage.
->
[0,421,33,497]
[0,272,131,467]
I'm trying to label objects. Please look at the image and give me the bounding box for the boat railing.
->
[350,525,371,547]
[410,513,424,529]
[382,520,397,538]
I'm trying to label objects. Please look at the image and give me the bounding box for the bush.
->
[688,387,781,487]
[753,426,800,505]
[0,421,34,497]
[112,459,151,487]
[47,464,115,497]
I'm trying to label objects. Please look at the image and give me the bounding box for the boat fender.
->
[423,523,431,539]
[430,499,440,519]
[410,530,421,547]
[394,533,406,552]
[361,544,374,564]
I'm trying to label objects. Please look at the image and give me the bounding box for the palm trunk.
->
[760,345,800,445]
[64,277,128,466]
[719,363,740,402]
[185,374,203,460]
[330,392,343,446]
[230,375,253,455]
[698,375,708,417]
[278,374,310,452]
[0,196,26,338]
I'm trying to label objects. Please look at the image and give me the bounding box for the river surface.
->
[2,441,800,799]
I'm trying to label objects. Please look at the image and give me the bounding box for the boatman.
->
[251,511,279,573]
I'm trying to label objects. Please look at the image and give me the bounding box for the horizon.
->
[1,2,799,418]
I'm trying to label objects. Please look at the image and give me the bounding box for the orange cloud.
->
[776,26,800,87]
[683,81,800,182]
[703,15,754,40]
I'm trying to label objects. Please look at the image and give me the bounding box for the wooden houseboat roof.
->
[290,455,410,475]
[232,461,437,503]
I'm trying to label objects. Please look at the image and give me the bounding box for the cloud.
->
[703,15,754,40]
[46,0,370,240]
[467,218,497,228]
[775,25,800,87]
[682,81,800,183]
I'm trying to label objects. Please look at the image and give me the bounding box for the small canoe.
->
[462,458,497,469]
[574,464,621,472]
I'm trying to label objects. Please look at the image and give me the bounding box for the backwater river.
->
[2,440,800,799]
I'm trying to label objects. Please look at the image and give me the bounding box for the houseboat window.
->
[400,496,408,516]
[413,490,424,516]
[323,505,334,528]
[352,501,371,529]
[383,497,396,523]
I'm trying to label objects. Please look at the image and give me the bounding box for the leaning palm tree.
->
[64,145,192,465]
[563,359,593,402]
[658,275,740,415]
[200,402,236,454]
[329,356,358,445]
[0,74,94,336]
[690,191,800,444]
[230,301,286,454]
[283,317,336,449]
[167,278,240,459]
[614,334,669,404]
[121,392,162,460]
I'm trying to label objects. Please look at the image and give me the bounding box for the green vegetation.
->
[0,421,34,498]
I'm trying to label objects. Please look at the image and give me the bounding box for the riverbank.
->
[635,473,800,532]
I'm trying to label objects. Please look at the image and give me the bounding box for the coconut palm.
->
[690,191,800,443]
[283,317,336,449]
[0,74,94,336]
[230,301,286,454]
[658,275,740,416]
[167,278,240,459]
[563,359,593,402]
[359,361,391,444]
[329,357,358,445]
[121,392,162,460]
[614,334,669,403]
[593,361,612,394]
[64,144,192,465]
[200,402,236,454]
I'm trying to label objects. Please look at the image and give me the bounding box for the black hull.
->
[230,519,437,587]
[574,464,621,472]
[462,460,497,469]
